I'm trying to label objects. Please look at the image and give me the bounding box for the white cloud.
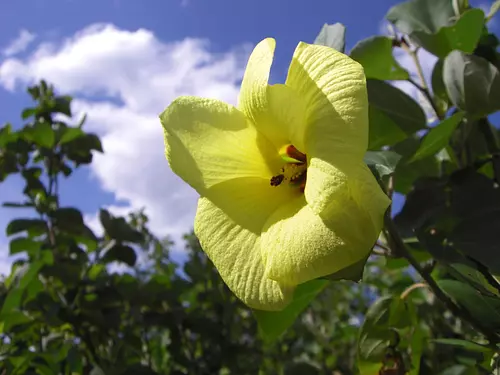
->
[0,24,250,249]
[3,29,36,57]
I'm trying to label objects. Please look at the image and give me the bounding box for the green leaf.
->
[51,207,85,235]
[6,219,47,237]
[392,137,441,194]
[324,256,368,282]
[438,279,500,331]
[253,279,328,342]
[102,244,137,267]
[358,296,395,361]
[443,51,500,117]
[432,59,450,103]
[364,150,402,178]
[9,237,41,256]
[59,127,85,145]
[21,108,36,120]
[284,362,320,375]
[314,23,346,53]
[368,106,408,150]
[439,365,479,375]
[26,122,55,148]
[99,209,143,243]
[410,9,485,58]
[431,338,494,353]
[411,112,465,161]
[51,96,72,116]
[350,36,409,80]
[367,79,427,148]
[387,0,455,35]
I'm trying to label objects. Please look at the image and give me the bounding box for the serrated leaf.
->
[350,36,409,80]
[444,51,500,117]
[314,23,346,53]
[411,112,465,161]
[253,279,328,342]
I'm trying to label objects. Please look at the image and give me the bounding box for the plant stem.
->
[401,41,443,121]
[384,215,499,344]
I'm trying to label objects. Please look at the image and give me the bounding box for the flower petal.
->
[285,42,369,165]
[160,96,281,194]
[195,196,295,311]
[238,38,307,151]
[261,188,381,286]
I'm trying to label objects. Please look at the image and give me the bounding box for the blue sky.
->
[0,0,497,271]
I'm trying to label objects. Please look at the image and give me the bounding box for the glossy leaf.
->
[350,36,409,80]
[253,279,328,342]
[314,23,346,52]
[411,112,465,161]
[444,51,500,117]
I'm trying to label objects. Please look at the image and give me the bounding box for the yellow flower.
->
[160,38,390,311]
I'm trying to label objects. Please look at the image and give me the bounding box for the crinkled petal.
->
[304,157,350,216]
[160,96,281,194]
[238,38,307,151]
[204,176,299,234]
[285,42,369,166]
[195,196,295,311]
[261,185,384,286]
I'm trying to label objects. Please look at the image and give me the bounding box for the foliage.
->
[1,0,500,373]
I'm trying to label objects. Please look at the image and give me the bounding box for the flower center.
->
[270,145,307,192]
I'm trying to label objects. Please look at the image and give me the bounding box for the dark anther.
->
[270,174,284,187]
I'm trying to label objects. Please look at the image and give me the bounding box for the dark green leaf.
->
[392,137,440,194]
[410,9,485,58]
[253,279,328,342]
[367,79,427,147]
[350,36,409,80]
[284,362,320,375]
[51,96,72,116]
[324,256,368,282]
[9,237,41,256]
[6,219,47,236]
[439,365,479,375]
[411,112,465,161]
[431,338,494,353]
[432,59,450,106]
[386,0,455,35]
[358,296,395,361]
[443,51,500,117]
[314,23,346,53]
[51,207,85,235]
[21,108,36,120]
[102,244,137,267]
[364,150,402,178]
[368,106,408,149]
[99,209,143,243]
[438,279,500,331]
